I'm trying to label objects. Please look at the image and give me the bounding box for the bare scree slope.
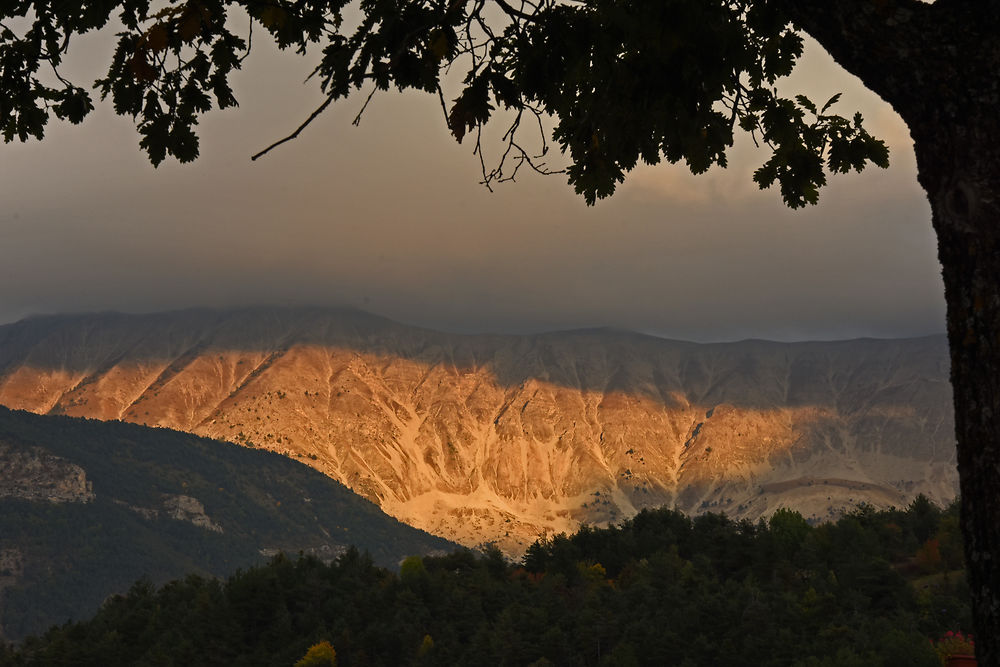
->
[0,308,956,553]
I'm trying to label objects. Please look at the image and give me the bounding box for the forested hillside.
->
[1,500,970,666]
[0,408,455,640]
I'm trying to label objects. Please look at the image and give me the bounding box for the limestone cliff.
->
[0,308,957,553]
[113,494,224,533]
[0,441,94,503]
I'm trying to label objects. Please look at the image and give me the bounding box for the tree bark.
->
[915,115,1000,667]
[780,2,1000,664]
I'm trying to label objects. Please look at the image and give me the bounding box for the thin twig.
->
[494,0,538,21]
[474,124,494,191]
[351,87,378,126]
[437,84,452,129]
[529,104,548,156]
[48,61,74,88]
[239,16,253,64]
[251,93,336,160]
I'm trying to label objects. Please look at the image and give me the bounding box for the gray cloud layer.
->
[0,31,944,342]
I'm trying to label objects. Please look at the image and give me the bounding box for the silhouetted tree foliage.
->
[0,0,889,206]
[1,500,970,666]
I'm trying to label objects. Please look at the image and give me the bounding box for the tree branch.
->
[776,0,934,121]
[251,93,335,161]
[351,87,378,126]
[493,0,538,22]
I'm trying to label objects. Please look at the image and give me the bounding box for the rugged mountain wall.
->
[0,308,957,553]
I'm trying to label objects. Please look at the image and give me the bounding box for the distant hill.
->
[0,307,958,554]
[0,407,456,641]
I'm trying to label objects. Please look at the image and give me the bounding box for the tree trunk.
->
[777,2,1000,663]
[914,118,1000,666]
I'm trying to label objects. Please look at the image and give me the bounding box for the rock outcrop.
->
[0,441,94,503]
[113,495,224,532]
[162,494,223,532]
[0,308,957,553]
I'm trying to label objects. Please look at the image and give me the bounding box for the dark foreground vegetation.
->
[1,497,969,667]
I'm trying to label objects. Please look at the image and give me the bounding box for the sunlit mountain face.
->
[0,307,956,554]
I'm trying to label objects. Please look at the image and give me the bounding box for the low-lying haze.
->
[0,26,944,342]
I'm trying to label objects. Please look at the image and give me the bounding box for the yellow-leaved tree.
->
[294,641,336,667]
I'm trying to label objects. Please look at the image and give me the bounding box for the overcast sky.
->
[0,24,945,342]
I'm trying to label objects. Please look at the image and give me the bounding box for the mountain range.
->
[0,307,958,553]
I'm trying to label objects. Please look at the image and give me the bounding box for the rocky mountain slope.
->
[0,407,455,641]
[0,308,957,553]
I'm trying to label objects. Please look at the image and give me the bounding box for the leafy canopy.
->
[1,0,889,207]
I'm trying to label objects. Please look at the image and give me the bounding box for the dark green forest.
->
[1,498,970,666]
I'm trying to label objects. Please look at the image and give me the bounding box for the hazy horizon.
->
[1,26,945,344]
[0,303,947,345]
